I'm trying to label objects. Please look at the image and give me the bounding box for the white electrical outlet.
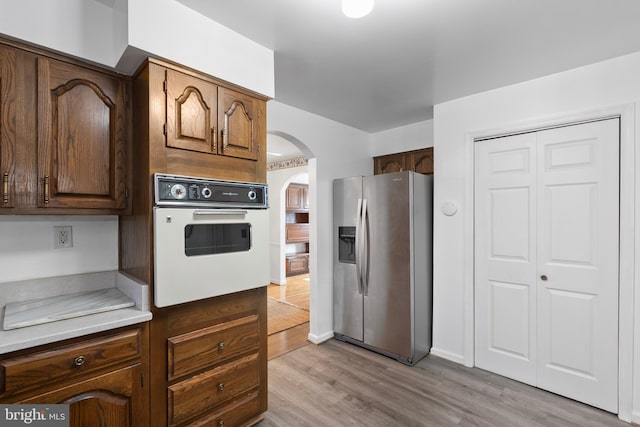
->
[54,226,73,249]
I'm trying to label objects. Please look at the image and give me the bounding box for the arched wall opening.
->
[266,132,317,329]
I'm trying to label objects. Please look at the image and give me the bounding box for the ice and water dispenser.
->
[338,226,356,263]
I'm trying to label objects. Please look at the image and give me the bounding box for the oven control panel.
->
[154,173,268,208]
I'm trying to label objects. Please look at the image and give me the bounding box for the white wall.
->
[0,0,123,66]
[433,51,640,422]
[125,0,274,96]
[0,216,118,283]
[267,165,308,285]
[0,0,274,98]
[267,101,371,343]
[0,0,274,286]
[370,119,434,157]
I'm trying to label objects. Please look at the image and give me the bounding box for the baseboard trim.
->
[630,410,640,425]
[430,347,465,365]
[308,330,334,344]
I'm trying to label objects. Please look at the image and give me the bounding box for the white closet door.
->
[475,118,619,413]
[475,132,537,386]
[536,119,619,412]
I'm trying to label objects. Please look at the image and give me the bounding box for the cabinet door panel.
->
[374,153,406,175]
[19,364,142,427]
[0,45,16,208]
[0,45,37,209]
[286,185,303,210]
[219,88,259,161]
[37,57,127,210]
[166,70,217,154]
[411,147,433,175]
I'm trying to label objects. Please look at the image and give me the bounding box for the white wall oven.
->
[153,173,269,307]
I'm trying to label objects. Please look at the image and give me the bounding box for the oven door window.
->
[184,223,251,256]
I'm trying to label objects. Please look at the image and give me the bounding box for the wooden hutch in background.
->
[284,183,310,276]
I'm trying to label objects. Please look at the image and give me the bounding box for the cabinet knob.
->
[74,355,86,366]
[217,383,225,392]
[218,421,224,427]
[218,342,225,351]
[540,275,548,281]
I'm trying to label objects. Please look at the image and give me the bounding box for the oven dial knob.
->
[247,190,257,201]
[201,187,212,198]
[170,183,187,200]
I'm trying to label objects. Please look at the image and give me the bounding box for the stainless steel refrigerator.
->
[333,171,432,365]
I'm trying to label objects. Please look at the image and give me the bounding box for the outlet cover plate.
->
[54,226,73,249]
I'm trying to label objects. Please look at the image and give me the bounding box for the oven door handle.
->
[193,209,248,216]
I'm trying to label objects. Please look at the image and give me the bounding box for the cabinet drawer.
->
[285,223,309,243]
[168,353,259,426]
[190,390,259,427]
[168,315,259,381]
[0,328,141,396]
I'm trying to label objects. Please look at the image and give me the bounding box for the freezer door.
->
[333,177,364,341]
[363,172,413,357]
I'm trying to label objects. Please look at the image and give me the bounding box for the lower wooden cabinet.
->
[168,354,259,426]
[286,253,309,276]
[150,287,267,427]
[0,324,148,427]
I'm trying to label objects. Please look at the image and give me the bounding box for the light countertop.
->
[0,271,152,354]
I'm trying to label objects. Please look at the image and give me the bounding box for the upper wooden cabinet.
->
[165,69,217,154]
[218,87,260,161]
[374,147,433,176]
[138,60,267,183]
[165,72,260,162]
[38,57,129,210]
[410,148,434,175]
[374,153,406,175]
[286,183,309,211]
[0,38,131,214]
[0,45,20,209]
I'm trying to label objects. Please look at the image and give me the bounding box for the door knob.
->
[540,275,548,281]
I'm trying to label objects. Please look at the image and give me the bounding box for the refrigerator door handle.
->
[362,198,370,296]
[355,198,364,295]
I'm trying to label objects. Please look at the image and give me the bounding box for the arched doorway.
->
[266,131,316,359]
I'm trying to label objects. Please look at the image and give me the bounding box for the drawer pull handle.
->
[218,421,224,427]
[217,383,225,392]
[74,355,86,366]
[218,342,225,351]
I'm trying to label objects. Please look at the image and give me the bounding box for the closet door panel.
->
[474,133,537,386]
[536,119,619,413]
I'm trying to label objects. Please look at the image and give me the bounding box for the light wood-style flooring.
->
[258,339,630,427]
[267,273,310,310]
[267,274,310,360]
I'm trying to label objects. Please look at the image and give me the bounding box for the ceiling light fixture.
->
[342,0,374,18]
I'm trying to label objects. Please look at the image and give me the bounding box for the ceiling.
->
[178,0,640,134]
